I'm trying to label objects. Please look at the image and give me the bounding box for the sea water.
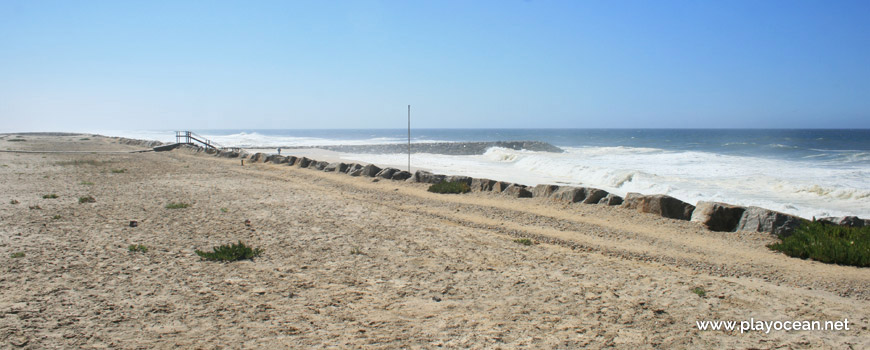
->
[102,129,870,219]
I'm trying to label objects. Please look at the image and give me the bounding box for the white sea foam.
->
[96,129,870,219]
[340,146,870,219]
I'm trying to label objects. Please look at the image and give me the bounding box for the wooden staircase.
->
[174,131,241,153]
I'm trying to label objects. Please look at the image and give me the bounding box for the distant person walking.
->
[277,147,281,155]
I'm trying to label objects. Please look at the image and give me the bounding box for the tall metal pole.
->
[407,105,411,173]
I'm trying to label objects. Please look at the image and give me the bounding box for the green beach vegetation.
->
[768,221,870,268]
[195,241,262,262]
[427,180,470,194]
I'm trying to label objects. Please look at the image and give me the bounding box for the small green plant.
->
[11,252,25,258]
[80,181,94,186]
[692,287,707,298]
[427,181,471,194]
[110,168,126,174]
[768,221,870,267]
[165,202,189,209]
[42,194,58,199]
[10,199,19,205]
[8,139,26,142]
[29,205,41,210]
[79,138,90,141]
[513,238,533,246]
[128,244,148,253]
[350,247,363,255]
[220,207,229,213]
[78,196,96,204]
[52,215,62,220]
[195,241,263,262]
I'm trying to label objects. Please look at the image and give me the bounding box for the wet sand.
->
[1,134,867,349]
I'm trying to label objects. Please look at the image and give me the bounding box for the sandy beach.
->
[1,134,868,349]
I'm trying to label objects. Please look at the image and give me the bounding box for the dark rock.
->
[392,171,412,181]
[445,175,472,186]
[735,207,805,237]
[324,162,348,172]
[345,163,362,174]
[551,187,586,203]
[408,170,446,184]
[266,155,288,164]
[348,168,363,176]
[504,184,533,198]
[598,194,624,206]
[817,216,866,228]
[471,178,497,192]
[531,184,560,198]
[314,161,329,170]
[691,201,747,232]
[492,181,512,193]
[296,157,312,168]
[285,156,298,166]
[375,168,398,179]
[581,188,609,204]
[360,164,382,177]
[622,194,695,221]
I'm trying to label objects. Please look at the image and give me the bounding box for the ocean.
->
[104,129,870,219]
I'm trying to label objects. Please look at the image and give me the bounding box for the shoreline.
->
[1,134,868,348]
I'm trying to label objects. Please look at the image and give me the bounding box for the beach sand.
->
[1,134,867,349]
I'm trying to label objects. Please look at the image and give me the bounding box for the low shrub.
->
[43,194,58,199]
[768,221,870,267]
[195,241,263,262]
[10,199,19,205]
[78,196,96,204]
[128,244,148,253]
[10,252,24,258]
[165,202,189,209]
[8,139,26,142]
[427,181,470,194]
[513,238,533,246]
[80,181,94,186]
[111,168,126,174]
[692,287,707,298]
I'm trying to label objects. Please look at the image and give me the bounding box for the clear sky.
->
[1,0,869,131]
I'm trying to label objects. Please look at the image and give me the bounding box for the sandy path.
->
[0,135,867,349]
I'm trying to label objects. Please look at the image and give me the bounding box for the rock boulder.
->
[691,201,747,232]
[531,184,560,198]
[622,194,695,221]
[735,207,805,237]
[471,178,497,192]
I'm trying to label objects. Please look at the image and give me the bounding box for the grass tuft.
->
[42,194,58,199]
[692,287,707,298]
[10,199,19,205]
[10,252,25,258]
[80,181,94,186]
[768,221,870,267]
[165,202,189,209]
[78,196,96,204]
[513,238,533,246]
[427,180,470,194]
[128,244,148,253]
[8,139,26,142]
[350,247,364,255]
[52,215,62,220]
[29,205,41,210]
[110,168,126,173]
[220,207,229,213]
[195,241,262,262]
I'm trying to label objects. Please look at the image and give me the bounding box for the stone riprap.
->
[235,150,865,237]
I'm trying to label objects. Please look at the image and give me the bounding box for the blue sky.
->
[1,0,869,131]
